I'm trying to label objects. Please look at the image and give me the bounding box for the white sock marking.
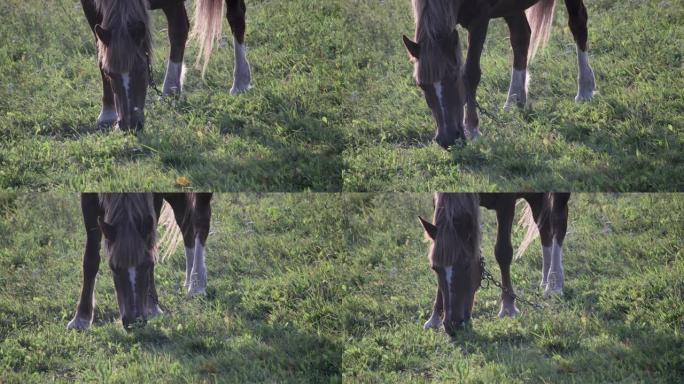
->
[505,68,528,109]
[162,60,184,95]
[231,39,251,94]
[189,235,207,295]
[541,245,552,287]
[575,49,595,101]
[184,246,194,287]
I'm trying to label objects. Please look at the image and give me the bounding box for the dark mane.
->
[95,0,152,73]
[411,0,463,83]
[429,193,480,267]
[99,193,157,268]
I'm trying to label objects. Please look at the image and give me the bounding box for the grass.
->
[0,193,682,382]
[0,0,682,191]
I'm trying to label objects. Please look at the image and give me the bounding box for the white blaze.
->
[434,81,446,122]
[128,267,137,307]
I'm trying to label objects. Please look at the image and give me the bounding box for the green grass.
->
[1,193,682,382]
[1,0,682,191]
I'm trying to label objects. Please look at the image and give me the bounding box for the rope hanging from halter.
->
[478,256,544,310]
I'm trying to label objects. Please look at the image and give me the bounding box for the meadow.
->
[1,0,682,191]
[0,193,682,382]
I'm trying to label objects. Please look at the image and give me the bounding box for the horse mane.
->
[99,193,157,268]
[95,0,152,73]
[429,193,480,267]
[411,0,463,83]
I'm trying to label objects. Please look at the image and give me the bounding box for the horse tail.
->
[526,0,556,61]
[515,200,539,259]
[157,201,183,262]
[190,0,225,76]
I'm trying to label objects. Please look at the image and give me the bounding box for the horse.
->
[419,192,570,336]
[67,192,212,330]
[81,0,251,131]
[403,0,596,149]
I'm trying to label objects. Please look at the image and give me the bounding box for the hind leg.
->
[226,0,251,94]
[160,2,189,96]
[546,193,570,296]
[564,0,595,101]
[162,193,197,291]
[187,193,212,295]
[504,12,531,110]
[525,194,554,290]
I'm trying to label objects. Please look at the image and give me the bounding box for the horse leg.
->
[81,0,117,127]
[463,21,489,139]
[564,0,595,101]
[546,193,570,296]
[525,193,554,290]
[494,200,519,317]
[187,193,212,295]
[68,194,102,330]
[504,12,531,110]
[226,0,251,94]
[161,3,189,96]
[162,193,197,292]
[423,286,443,330]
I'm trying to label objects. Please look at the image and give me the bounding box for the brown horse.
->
[81,0,251,131]
[403,0,596,148]
[419,192,570,336]
[67,192,212,330]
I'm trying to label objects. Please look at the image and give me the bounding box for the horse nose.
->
[434,134,454,150]
[122,314,147,330]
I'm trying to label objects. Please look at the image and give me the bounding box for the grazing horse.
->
[419,192,569,336]
[81,0,251,131]
[403,0,596,148]
[67,192,212,330]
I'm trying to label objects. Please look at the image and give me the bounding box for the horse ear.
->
[403,35,420,59]
[419,216,437,240]
[94,24,111,46]
[129,21,146,43]
[98,217,116,241]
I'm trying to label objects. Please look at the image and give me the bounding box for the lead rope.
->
[146,51,163,98]
[479,256,544,310]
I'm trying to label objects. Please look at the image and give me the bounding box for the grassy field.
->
[1,0,682,191]
[0,193,682,382]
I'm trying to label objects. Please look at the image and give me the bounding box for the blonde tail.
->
[515,202,539,259]
[525,0,556,61]
[157,202,183,262]
[191,0,225,76]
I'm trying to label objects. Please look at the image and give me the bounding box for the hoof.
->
[423,314,443,330]
[96,109,117,128]
[67,315,92,330]
[498,303,520,318]
[574,91,594,102]
[187,273,207,296]
[230,82,251,95]
[145,304,163,318]
[465,125,481,140]
[543,285,563,298]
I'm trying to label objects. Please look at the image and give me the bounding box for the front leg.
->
[423,286,443,330]
[494,201,519,317]
[565,0,595,101]
[226,0,251,94]
[68,193,102,330]
[463,21,489,139]
[81,0,117,127]
[504,12,531,110]
[161,3,189,96]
